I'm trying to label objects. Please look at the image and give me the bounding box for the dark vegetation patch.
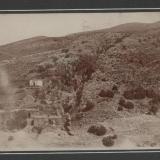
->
[99,90,114,98]
[124,101,134,109]
[112,85,118,93]
[149,96,160,105]
[102,136,116,147]
[146,88,157,98]
[118,98,126,106]
[87,124,107,136]
[75,54,97,82]
[123,86,146,100]
[61,48,69,53]
[118,98,134,110]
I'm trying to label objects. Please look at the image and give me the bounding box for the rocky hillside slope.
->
[0,21,160,128]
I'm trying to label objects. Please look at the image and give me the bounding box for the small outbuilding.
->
[29,79,43,87]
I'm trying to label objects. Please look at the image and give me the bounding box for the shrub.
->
[146,88,157,98]
[112,85,118,92]
[45,63,54,69]
[32,126,43,134]
[75,54,97,81]
[110,134,118,139]
[74,113,84,120]
[75,84,84,107]
[78,49,82,52]
[149,96,160,105]
[117,106,123,111]
[87,124,107,136]
[149,106,158,115]
[118,98,125,106]
[65,54,70,58]
[123,90,135,100]
[61,48,69,53]
[124,101,134,109]
[102,136,115,147]
[123,86,146,100]
[134,86,146,99]
[37,64,46,73]
[81,40,88,44]
[81,100,95,112]
[63,103,73,113]
[99,90,114,98]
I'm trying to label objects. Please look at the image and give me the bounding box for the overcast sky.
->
[0,12,160,45]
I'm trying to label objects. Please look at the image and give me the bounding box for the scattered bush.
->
[110,134,118,139]
[123,86,146,100]
[65,54,70,58]
[37,64,46,73]
[75,54,97,81]
[75,84,84,107]
[146,88,157,98]
[117,106,123,111]
[36,62,54,73]
[61,48,69,53]
[118,98,134,110]
[123,90,135,100]
[63,103,73,113]
[74,113,84,120]
[99,90,114,98]
[81,100,95,112]
[149,96,160,105]
[112,85,118,93]
[124,101,134,109]
[78,49,82,52]
[118,98,125,106]
[148,105,158,115]
[81,40,88,44]
[32,126,43,134]
[88,124,107,136]
[134,86,146,99]
[102,136,115,147]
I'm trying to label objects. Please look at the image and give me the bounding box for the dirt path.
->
[0,114,160,150]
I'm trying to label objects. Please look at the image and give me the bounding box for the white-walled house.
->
[29,79,43,87]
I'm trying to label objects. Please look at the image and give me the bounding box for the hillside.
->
[0,21,160,149]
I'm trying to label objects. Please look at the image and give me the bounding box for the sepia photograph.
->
[0,12,160,151]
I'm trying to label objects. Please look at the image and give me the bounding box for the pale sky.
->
[0,12,160,45]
